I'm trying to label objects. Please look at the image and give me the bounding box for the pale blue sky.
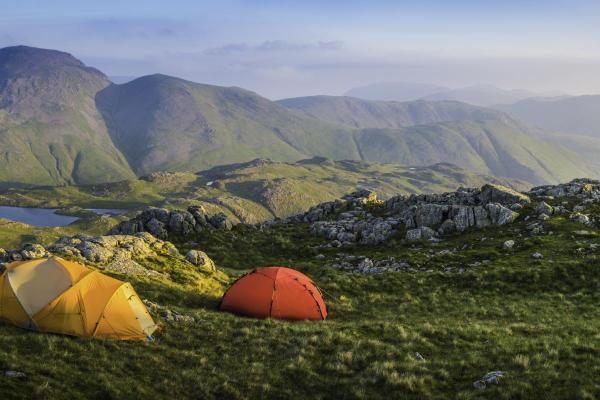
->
[2,1,600,98]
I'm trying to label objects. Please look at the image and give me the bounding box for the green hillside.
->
[278,96,595,184]
[277,96,505,128]
[353,119,593,184]
[0,46,136,187]
[0,46,595,187]
[0,158,528,224]
[96,75,357,175]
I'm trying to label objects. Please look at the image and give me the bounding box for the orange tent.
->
[220,267,327,320]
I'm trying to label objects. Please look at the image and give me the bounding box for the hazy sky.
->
[2,0,600,98]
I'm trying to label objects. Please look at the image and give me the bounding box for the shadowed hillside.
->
[0,46,135,186]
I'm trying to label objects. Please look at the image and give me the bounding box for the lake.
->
[0,206,127,227]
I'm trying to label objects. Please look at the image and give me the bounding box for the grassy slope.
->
[0,158,530,227]
[354,120,594,184]
[96,74,357,176]
[0,195,599,399]
[278,95,596,184]
[276,96,503,129]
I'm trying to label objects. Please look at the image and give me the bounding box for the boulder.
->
[480,184,530,205]
[438,219,457,235]
[486,203,519,225]
[406,226,436,241]
[208,213,232,230]
[503,240,515,250]
[535,201,554,216]
[185,250,216,272]
[146,218,167,239]
[19,243,48,260]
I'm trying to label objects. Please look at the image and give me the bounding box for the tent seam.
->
[92,282,126,337]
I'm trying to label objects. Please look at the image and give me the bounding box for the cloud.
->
[204,40,343,55]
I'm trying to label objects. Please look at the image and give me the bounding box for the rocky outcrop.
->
[0,233,218,278]
[528,178,600,199]
[302,184,527,245]
[46,233,180,277]
[109,205,231,239]
[0,243,49,265]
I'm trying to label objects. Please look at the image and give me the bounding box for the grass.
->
[0,158,529,225]
[0,198,599,399]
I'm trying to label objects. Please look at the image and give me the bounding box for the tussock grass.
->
[1,203,600,398]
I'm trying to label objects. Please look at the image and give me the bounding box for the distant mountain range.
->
[345,82,561,106]
[495,95,600,138]
[0,45,596,187]
[495,95,600,171]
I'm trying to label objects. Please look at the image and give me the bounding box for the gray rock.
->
[570,213,591,226]
[406,228,423,241]
[438,219,456,235]
[536,201,554,216]
[146,218,167,240]
[480,184,530,205]
[503,240,515,250]
[473,371,507,390]
[532,252,544,259]
[487,203,519,225]
[19,243,48,260]
[185,250,216,271]
[208,213,232,230]
[406,226,436,241]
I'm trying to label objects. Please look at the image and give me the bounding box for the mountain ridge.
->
[0,45,596,187]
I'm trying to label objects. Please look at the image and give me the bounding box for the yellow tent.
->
[0,257,156,340]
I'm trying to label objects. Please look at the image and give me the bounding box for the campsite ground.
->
[0,203,599,399]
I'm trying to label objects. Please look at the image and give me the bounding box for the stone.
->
[538,213,550,221]
[480,184,530,205]
[570,213,591,226]
[503,240,515,250]
[209,213,232,230]
[536,201,554,216]
[406,228,423,241]
[185,250,216,272]
[4,370,26,378]
[532,252,544,259]
[406,226,436,241]
[356,258,374,272]
[146,218,168,240]
[487,203,519,225]
[438,219,456,235]
[19,243,48,260]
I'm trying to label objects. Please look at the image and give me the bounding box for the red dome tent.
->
[219,267,327,320]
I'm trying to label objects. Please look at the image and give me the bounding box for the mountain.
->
[0,46,594,187]
[0,157,529,224]
[95,74,356,176]
[345,82,542,106]
[276,96,503,129]
[0,46,135,187]
[345,82,449,102]
[495,95,600,138]
[278,95,595,184]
